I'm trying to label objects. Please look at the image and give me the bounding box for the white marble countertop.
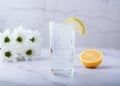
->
[0,48,120,86]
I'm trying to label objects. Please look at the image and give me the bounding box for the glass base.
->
[51,68,74,76]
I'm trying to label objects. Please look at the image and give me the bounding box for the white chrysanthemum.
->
[0,29,12,47]
[0,29,16,62]
[22,44,40,61]
[12,26,27,43]
[23,37,41,60]
[0,26,42,62]
[1,46,16,62]
[11,26,27,54]
[25,29,42,51]
[22,29,42,58]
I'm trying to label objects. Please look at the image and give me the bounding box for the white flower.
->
[27,29,42,43]
[11,26,27,55]
[22,39,40,60]
[0,29,16,62]
[12,26,27,44]
[26,29,42,51]
[0,29,12,47]
[23,46,39,61]
[0,26,42,62]
[1,46,16,62]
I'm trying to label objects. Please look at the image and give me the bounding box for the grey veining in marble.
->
[0,48,120,86]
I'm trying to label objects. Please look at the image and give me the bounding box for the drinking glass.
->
[49,21,75,76]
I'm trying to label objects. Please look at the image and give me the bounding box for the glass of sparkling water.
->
[49,21,75,76]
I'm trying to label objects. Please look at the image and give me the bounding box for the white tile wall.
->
[0,0,120,49]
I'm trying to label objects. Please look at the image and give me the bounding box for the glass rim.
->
[49,21,65,25]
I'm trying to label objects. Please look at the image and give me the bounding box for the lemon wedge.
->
[64,17,86,36]
[80,49,103,68]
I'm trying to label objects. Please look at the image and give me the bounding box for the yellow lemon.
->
[80,49,103,68]
[64,17,86,36]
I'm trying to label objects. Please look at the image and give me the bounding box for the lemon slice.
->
[80,49,103,68]
[64,17,86,36]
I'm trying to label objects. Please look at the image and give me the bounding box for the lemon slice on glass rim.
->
[64,17,86,36]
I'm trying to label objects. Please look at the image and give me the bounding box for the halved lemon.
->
[64,17,86,36]
[80,49,103,68]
